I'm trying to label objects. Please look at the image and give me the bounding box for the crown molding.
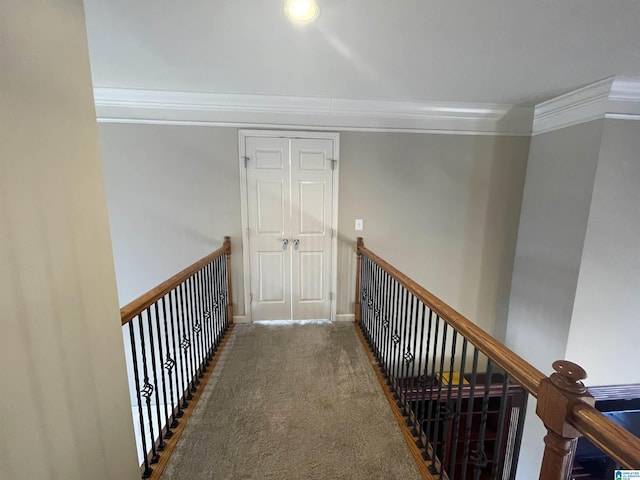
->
[93,87,533,136]
[533,76,640,135]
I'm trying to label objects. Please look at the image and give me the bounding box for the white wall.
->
[566,119,640,385]
[0,2,139,479]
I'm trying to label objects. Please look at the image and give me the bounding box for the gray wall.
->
[98,123,245,312]
[506,120,603,372]
[566,119,640,385]
[506,120,603,479]
[99,126,530,339]
[338,132,530,339]
[1,2,139,479]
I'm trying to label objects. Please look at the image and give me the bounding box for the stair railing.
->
[121,237,233,479]
[355,237,640,479]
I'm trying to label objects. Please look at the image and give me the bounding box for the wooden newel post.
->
[224,236,234,325]
[354,237,363,324]
[536,360,595,480]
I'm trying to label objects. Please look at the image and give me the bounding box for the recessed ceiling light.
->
[284,0,320,24]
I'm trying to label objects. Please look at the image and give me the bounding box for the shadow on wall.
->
[460,133,529,344]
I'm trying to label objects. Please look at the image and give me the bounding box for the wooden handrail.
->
[570,402,640,469]
[121,237,231,325]
[357,240,545,397]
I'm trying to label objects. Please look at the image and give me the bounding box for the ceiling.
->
[83,0,640,107]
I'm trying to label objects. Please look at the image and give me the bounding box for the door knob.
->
[293,239,300,250]
[282,238,289,250]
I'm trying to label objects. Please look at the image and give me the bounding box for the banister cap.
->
[550,360,587,394]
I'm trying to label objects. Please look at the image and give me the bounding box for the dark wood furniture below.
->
[571,385,640,479]
[399,372,526,480]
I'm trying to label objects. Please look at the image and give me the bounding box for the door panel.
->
[291,138,333,320]
[299,252,324,302]
[245,135,334,321]
[256,181,285,234]
[246,137,291,320]
[298,181,325,235]
[258,252,285,302]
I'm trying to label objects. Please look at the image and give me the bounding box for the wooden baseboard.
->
[147,325,235,480]
[354,323,442,480]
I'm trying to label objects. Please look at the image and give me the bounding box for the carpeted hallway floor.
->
[161,321,422,480]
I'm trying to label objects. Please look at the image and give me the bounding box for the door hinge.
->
[243,156,250,167]
[249,293,253,302]
[329,159,337,170]
[329,292,334,301]
[246,227,250,238]
[330,228,335,239]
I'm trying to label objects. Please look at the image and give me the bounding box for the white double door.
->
[243,133,336,321]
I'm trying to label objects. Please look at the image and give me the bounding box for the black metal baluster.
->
[448,338,469,480]
[376,264,385,361]
[204,262,216,361]
[460,348,480,480]
[161,295,178,431]
[182,280,195,392]
[419,308,435,456]
[393,287,405,397]
[146,306,165,452]
[389,281,402,394]
[439,327,458,480]
[360,256,369,343]
[490,374,511,479]
[425,312,441,463]
[221,254,230,331]
[428,320,448,475]
[216,257,224,346]
[209,257,223,350]
[128,321,153,479]
[168,290,184,418]
[203,262,214,361]
[438,329,458,480]
[188,278,200,390]
[152,300,171,443]
[473,359,494,480]
[508,392,529,480]
[407,295,419,427]
[413,303,426,440]
[187,276,202,386]
[365,257,373,342]
[137,313,159,465]
[398,292,413,415]
[203,267,213,363]
[193,271,205,374]
[176,283,192,404]
[215,257,224,345]
[381,270,392,377]
[197,271,207,372]
[210,260,219,354]
[197,268,210,365]
[396,289,409,400]
[372,263,382,360]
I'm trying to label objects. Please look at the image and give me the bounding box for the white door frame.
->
[238,129,340,323]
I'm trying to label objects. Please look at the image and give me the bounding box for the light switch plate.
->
[355,219,363,231]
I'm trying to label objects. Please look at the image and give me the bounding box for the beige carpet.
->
[161,321,422,480]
